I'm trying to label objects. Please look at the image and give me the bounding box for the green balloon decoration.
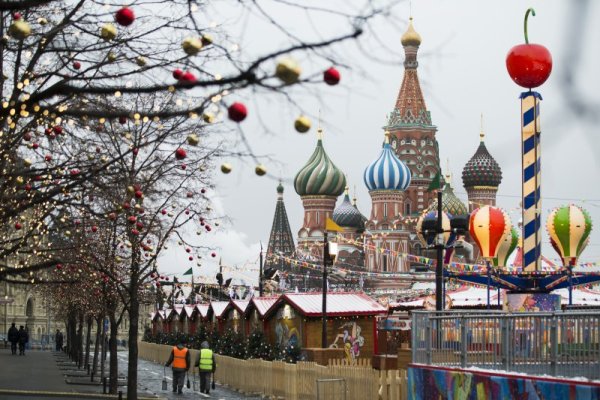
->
[493,226,519,267]
[546,205,593,266]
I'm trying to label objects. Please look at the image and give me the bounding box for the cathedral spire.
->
[266,183,295,267]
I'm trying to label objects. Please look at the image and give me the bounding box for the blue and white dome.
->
[363,134,411,191]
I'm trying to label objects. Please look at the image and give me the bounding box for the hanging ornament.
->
[178,71,197,84]
[107,52,118,62]
[172,69,183,80]
[294,115,311,133]
[275,58,301,84]
[228,102,247,122]
[255,164,267,176]
[187,134,200,146]
[469,206,512,260]
[73,61,81,70]
[182,37,203,55]
[492,226,519,267]
[201,34,213,46]
[175,148,187,160]
[9,20,31,40]
[135,56,147,67]
[100,24,118,41]
[323,67,341,85]
[546,205,592,266]
[115,7,135,26]
[220,163,232,174]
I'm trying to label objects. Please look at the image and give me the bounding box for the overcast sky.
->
[159,0,600,285]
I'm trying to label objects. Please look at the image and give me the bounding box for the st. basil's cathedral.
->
[264,19,503,286]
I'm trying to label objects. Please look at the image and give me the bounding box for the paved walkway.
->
[118,352,262,399]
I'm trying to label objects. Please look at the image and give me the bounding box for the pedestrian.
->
[7,323,18,355]
[55,329,64,352]
[18,325,28,356]
[196,341,216,395]
[164,339,190,394]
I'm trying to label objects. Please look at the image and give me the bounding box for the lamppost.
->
[321,232,338,349]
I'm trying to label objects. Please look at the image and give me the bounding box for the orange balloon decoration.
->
[469,206,512,260]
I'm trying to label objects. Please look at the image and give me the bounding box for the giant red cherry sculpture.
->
[506,8,552,89]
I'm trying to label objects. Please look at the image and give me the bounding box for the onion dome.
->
[294,130,346,197]
[333,187,366,230]
[427,182,468,216]
[276,181,284,194]
[401,17,421,47]
[462,133,502,188]
[364,132,411,191]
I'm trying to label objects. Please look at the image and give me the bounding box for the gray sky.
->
[159,0,600,284]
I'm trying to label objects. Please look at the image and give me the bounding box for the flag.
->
[183,267,193,275]
[427,171,441,192]
[325,217,343,232]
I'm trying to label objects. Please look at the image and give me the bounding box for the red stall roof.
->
[250,296,279,317]
[277,292,388,317]
[231,300,250,314]
[195,304,210,318]
[210,301,230,318]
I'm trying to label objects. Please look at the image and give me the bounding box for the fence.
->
[138,341,407,400]
[412,310,600,379]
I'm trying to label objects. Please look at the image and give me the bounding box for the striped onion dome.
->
[427,183,468,216]
[333,188,366,230]
[363,133,411,191]
[294,135,346,197]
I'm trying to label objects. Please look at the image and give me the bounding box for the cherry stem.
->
[524,8,536,44]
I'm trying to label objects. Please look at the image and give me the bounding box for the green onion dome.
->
[428,182,468,216]
[333,188,366,230]
[294,135,346,197]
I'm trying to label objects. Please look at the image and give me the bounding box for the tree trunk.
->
[126,289,140,400]
[92,317,102,377]
[77,312,84,367]
[109,312,119,394]
[84,315,92,369]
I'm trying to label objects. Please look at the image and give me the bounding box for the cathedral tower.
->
[462,130,502,212]
[384,18,441,215]
[265,182,296,269]
[294,129,346,258]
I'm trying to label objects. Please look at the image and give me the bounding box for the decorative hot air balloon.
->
[469,206,512,260]
[415,210,454,248]
[493,226,519,268]
[546,205,592,267]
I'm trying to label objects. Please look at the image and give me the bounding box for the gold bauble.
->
[182,37,203,56]
[187,134,200,146]
[135,56,147,66]
[107,52,117,62]
[100,24,117,41]
[9,20,31,40]
[294,115,311,133]
[220,163,232,174]
[275,58,301,84]
[255,164,267,176]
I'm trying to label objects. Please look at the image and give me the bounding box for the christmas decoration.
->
[469,206,512,260]
[135,56,147,67]
[255,164,267,176]
[294,115,311,133]
[275,58,301,84]
[187,134,200,146]
[175,148,187,160]
[323,67,340,85]
[73,61,81,70]
[115,7,136,27]
[100,23,118,41]
[506,8,552,89]
[173,69,183,80]
[220,163,232,174]
[9,20,31,40]
[182,37,203,55]
[227,102,247,122]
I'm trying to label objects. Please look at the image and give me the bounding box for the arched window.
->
[383,203,388,217]
[405,203,411,215]
[26,298,34,318]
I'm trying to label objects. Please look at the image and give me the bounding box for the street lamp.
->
[322,234,338,348]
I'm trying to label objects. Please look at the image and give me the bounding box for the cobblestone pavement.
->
[117,352,263,399]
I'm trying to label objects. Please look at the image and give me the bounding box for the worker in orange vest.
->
[165,339,190,394]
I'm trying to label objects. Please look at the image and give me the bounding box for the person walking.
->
[164,339,190,394]
[55,329,64,352]
[7,323,18,355]
[196,341,216,395]
[17,326,28,356]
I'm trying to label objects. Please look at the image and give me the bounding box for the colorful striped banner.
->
[521,91,542,271]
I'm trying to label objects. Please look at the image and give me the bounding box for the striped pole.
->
[521,91,542,271]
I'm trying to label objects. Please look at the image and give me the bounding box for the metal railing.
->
[412,310,600,379]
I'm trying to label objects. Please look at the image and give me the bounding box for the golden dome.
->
[401,17,421,46]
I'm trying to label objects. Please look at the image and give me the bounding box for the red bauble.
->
[108,212,117,220]
[53,125,63,134]
[128,215,137,224]
[179,71,197,84]
[506,44,552,89]
[200,188,206,194]
[172,69,183,80]
[23,132,32,141]
[228,102,248,122]
[24,184,32,191]
[134,190,143,198]
[91,225,98,233]
[161,209,167,215]
[188,256,193,261]
[13,12,22,20]
[175,148,187,160]
[131,228,140,235]
[32,143,39,149]
[211,252,216,258]
[186,248,191,253]
[186,191,193,198]
[323,67,341,85]
[15,222,22,230]
[45,154,52,161]
[70,169,80,175]
[119,116,127,124]
[73,61,81,70]
[115,7,135,27]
